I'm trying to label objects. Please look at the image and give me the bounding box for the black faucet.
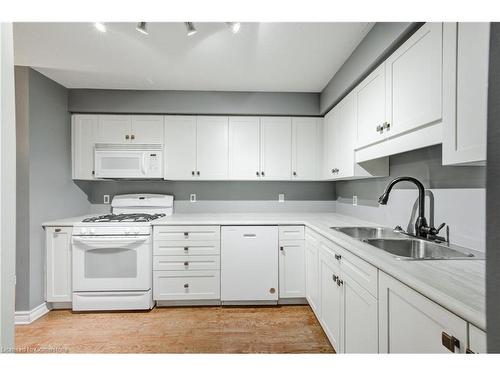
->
[378,176,445,239]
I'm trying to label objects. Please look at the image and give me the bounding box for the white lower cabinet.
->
[278,226,305,299]
[45,226,73,302]
[379,271,467,353]
[468,324,487,353]
[319,245,343,352]
[153,226,221,304]
[305,229,321,315]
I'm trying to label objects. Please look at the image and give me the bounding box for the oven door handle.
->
[72,236,149,246]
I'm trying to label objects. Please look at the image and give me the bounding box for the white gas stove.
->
[71,194,173,311]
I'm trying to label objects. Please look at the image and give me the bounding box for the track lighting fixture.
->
[136,22,149,35]
[226,22,241,34]
[185,22,197,36]
[94,22,106,33]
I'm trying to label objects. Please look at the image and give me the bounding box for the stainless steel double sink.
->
[330,227,483,261]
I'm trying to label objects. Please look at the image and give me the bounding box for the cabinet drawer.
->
[153,255,220,271]
[153,270,220,301]
[154,240,220,256]
[320,238,378,297]
[154,226,220,241]
[279,225,305,240]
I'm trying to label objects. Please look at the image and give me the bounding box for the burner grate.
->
[82,213,166,223]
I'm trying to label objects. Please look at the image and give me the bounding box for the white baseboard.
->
[15,302,50,325]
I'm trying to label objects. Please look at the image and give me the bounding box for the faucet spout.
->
[378,176,428,237]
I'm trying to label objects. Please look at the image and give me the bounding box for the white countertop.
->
[43,211,486,330]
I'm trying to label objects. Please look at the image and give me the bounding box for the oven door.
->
[72,235,152,292]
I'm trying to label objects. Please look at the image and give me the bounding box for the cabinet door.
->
[343,276,378,353]
[443,23,489,165]
[279,240,305,299]
[319,245,342,352]
[336,92,357,179]
[291,118,319,180]
[305,235,320,315]
[355,63,387,149]
[379,271,467,353]
[164,116,197,180]
[323,105,339,179]
[260,117,292,180]
[196,116,229,180]
[46,227,72,302]
[97,115,131,143]
[72,114,98,180]
[468,324,487,353]
[228,117,261,180]
[130,115,164,144]
[386,23,443,138]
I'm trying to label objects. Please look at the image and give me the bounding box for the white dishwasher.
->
[221,226,279,303]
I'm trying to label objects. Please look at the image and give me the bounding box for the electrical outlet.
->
[190,194,197,203]
[278,193,285,203]
[353,195,358,206]
[103,195,110,204]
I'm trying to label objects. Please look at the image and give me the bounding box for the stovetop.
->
[82,213,166,223]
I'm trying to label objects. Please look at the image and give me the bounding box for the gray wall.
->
[68,89,320,116]
[487,22,500,353]
[77,180,336,204]
[335,145,486,251]
[320,22,420,114]
[15,67,90,311]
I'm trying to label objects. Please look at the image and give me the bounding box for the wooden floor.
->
[15,305,334,353]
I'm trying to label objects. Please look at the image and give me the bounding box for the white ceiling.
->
[13,22,373,92]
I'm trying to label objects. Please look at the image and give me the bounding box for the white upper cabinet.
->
[72,114,98,180]
[196,116,229,180]
[130,115,164,144]
[386,22,443,138]
[260,117,292,180]
[324,91,388,181]
[228,117,261,180]
[96,115,132,143]
[291,118,321,180]
[97,115,163,144]
[443,22,490,165]
[355,63,387,149]
[164,116,197,180]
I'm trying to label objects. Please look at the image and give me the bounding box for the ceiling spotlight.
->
[94,22,106,33]
[136,22,149,35]
[226,22,241,34]
[185,22,197,36]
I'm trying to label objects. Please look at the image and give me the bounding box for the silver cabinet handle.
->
[55,228,61,233]
[332,274,338,282]
[442,332,460,352]
[184,246,189,252]
[183,232,189,237]
[261,171,265,176]
[336,278,343,287]
[197,171,200,176]
[335,254,341,261]
[191,171,195,176]
[256,171,260,177]
[183,261,189,266]
[131,134,135,140]
[293,171,297,177]
[280,246,284,252]
[184,283,189,288]
[382,122,390,131]
[125,134,130,140]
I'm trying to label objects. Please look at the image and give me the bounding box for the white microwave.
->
[94,144,163,179]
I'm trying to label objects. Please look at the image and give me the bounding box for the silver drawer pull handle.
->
[184,283,189,288]
[184,261,189,266]
[183,232,189,237]
[184,247,189,251]
[335,254,342,261]
[55,228,61,233]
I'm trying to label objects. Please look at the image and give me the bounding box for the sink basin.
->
[331,226,406,239]
[362,238,479,260]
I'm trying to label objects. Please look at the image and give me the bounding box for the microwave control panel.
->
[149,153,160,172]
